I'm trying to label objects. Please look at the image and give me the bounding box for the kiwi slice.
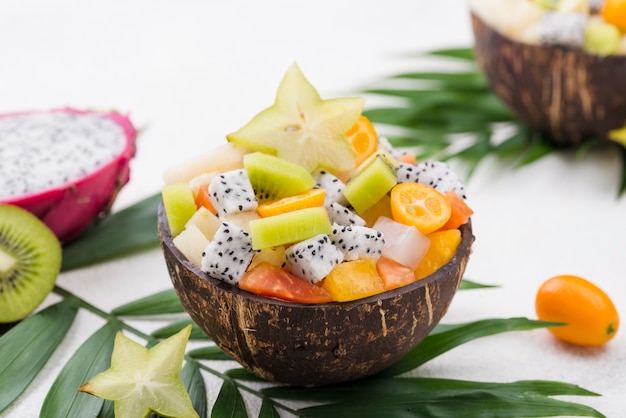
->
[343,150,399,214]
[244,152,315,200]
[248,206,332,250]
[0,205,62,323]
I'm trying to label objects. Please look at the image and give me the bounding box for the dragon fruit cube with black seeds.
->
[313,169,348,207]
[209,169,258,216]
[397,161,466,199]
[201,221,255,284]
[285,234,344,284]
[330,224,385,261]
[327,202,367,226]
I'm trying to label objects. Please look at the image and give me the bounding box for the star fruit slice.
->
[79,325,199,418]
[227,63,365,173]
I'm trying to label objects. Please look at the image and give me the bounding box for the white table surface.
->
[1,1,624,417]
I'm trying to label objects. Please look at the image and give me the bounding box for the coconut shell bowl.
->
[470,9,626,147]
[158,202,474,387]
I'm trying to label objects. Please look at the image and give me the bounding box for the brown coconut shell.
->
[158,202,474,387]
[471,12,626,147]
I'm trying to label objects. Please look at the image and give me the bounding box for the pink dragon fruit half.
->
[0,108,138,243]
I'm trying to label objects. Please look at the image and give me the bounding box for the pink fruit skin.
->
[1,108,138,243]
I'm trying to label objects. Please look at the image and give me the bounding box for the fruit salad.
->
[471,0,626,55]
[161,63,473,304]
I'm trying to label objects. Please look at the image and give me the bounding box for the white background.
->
[1,0,624,417]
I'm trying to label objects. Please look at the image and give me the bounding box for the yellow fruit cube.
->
[414,229,461,280]
[322,258,384,302]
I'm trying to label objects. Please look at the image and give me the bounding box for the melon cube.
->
[373,216,430,270]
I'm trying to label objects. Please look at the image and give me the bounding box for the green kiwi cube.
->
[343,150,399,214]
[248,206,332,250]
[244,152,315,200]
[161,183,197,237]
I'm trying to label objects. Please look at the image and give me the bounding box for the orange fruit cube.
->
[322,258,384,302]
[414,229,461,280]
[346,115,378,167]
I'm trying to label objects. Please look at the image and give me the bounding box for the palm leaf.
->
[211,378,248,418]
[188,346,233,361]
[40,321,121,418]
[224,368,266,382]
[61,192,162,271]
[0,298,79,412]
[181,358,208,418]
[258,398,281,418]
[270,377,603,418]
[422,47,477,61]
[297,390,604,418]
[111,288,184,316]
[264,377,600,402]
[389,71,489,91]
[151,319,209,340]
[267,377,603,418]
[97,400,115,418]
[377,317,562,377]
[458,278,497,290]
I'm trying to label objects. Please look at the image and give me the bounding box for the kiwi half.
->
[0,205,62,323]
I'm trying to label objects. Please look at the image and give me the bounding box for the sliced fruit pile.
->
[162,64,473,304]
[473,0,626,55]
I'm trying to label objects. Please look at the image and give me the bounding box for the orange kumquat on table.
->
[535,274,619,346]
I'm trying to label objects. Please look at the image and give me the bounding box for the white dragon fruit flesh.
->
[377,136,413,160]
[397,161,466,199]
[330,224,384,262]
[0,108,137,242]
[285,234,344,284]
[588,0,605,12]
[327,202,367,227]
[201,221,254,284]
[312,169,348,207]
[537,12,586,48]
[208,168,258,216]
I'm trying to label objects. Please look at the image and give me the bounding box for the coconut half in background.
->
[469,0,626,146]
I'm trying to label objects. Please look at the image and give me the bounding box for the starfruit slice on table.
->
[79,325,199,418]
